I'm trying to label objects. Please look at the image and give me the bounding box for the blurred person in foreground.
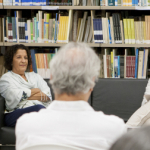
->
[16,42,126,150]
[109,126,150,150]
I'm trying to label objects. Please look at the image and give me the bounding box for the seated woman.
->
[0,44,52,127]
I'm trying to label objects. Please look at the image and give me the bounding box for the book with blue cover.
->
[135,49,139,78]
[118,56,120,78]
[108,19,112,44]
[30,49,38,73]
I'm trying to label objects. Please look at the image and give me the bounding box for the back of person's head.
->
[110,126,150,150]
[50,42,100,95]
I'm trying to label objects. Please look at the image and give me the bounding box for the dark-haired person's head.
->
[4,44,31,75]
[109,126,150,150]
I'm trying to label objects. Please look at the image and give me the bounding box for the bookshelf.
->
[0,3,150,79]
[100,6,135,10]
[3,6,100,9]
[100,44,150,47]
[2,43,150,48]
[3,43,100,47]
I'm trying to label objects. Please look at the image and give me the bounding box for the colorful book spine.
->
[25,22,28,43]
[135,49,139,78]
[108,19,112,44]
[108,0,115,6]
[142,49,145,77]
[30,22,33,42]
[118,56,120,78]
[111,51,114,78]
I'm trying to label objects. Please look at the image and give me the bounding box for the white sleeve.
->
[0,79,31,110]
[141,79,150,106]
[36,73,52,101]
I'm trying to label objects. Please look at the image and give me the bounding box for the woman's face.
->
[12,49,28,74]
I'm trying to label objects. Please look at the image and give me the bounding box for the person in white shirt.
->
[0,44,52,127]
[16,42,126,150]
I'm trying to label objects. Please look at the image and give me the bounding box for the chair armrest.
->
[0,95,5,128]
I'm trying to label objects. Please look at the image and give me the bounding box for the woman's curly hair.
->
[4,44,32,70]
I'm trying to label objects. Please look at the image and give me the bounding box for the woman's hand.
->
[30,88,41,96]
[28,89,50,102]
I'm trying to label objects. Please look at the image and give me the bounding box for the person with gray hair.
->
[15,42,126,150]
[109,126,150,150]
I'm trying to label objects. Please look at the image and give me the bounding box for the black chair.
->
[91,78,148,122]
[0,79,54,150]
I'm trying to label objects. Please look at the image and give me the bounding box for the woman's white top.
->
[0,71,52,113]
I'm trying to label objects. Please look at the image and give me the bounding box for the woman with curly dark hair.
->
[0,44,52,127]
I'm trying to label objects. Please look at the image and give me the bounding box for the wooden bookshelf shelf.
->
[100,6,135,10]
[59,6,100,10]
[3,6,42,9]
[88,43,100,47]
[4,43,66,47]
[3,43,100,47]
[100,44,150,47]
[3,6,101,10]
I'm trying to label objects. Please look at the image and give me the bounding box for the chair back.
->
[23,144,84,150]
[0,95,5,128]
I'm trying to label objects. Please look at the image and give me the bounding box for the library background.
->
[0,0,150,79]
[0,0,150,150]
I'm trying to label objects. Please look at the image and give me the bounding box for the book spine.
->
[25,22,28,43]
[108,0,115,5]
[138,51,144,79]
[135,49,139,78]
[111,51,114,78]
[142,49,145,78]
[100,19,103,43]
[114,56,118,78]
[108,19,112,44]
[118,56,120,78]
[30,22,33,42]
[54,13,58,43]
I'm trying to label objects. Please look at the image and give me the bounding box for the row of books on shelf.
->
[1,10,93,44]
[93,12,150,44]
[0,47,150,79]
[3,0,72,6]
[30,49,58,78]
[3,10,150,45]
[3,0,100,6]
[100,0,149,6]
[0,48,58,78]
[99,48,149,79]
[2,0,150,6]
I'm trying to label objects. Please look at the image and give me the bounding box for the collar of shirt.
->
[47,100,94,112]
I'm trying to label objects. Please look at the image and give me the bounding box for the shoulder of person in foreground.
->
[95,111,127,134]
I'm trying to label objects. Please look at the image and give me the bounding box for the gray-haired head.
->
[50,42,100,95]
[109,126,150,150]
